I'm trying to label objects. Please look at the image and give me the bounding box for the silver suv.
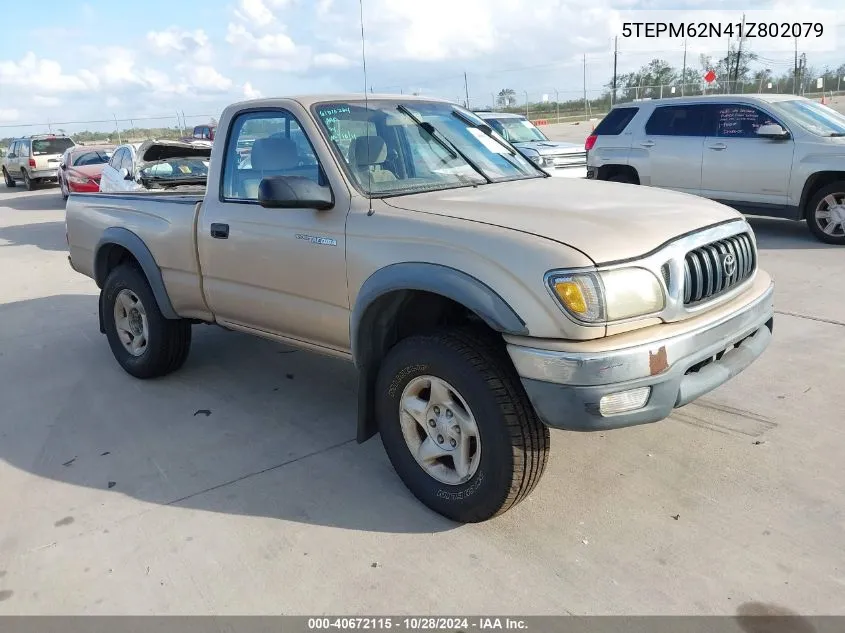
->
[475,111,586,178]
[2,134,76,190]
[586,94,845,245]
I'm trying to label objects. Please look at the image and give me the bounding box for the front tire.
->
[807,182,845,245]
[60,176,69,200]
[375,329,549,522]
[2,167,15,187]
[102,264,192,379]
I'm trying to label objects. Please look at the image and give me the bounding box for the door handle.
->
[708,143,727,150]
[640,140,655,147]
[210,223,229,239]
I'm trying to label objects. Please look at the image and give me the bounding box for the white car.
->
[99,140,211,193]
[474,111,587,178]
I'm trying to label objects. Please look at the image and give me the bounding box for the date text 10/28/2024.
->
[308,617,528,630]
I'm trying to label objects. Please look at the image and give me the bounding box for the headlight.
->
[528,154,551,167]
[547,267,665,323]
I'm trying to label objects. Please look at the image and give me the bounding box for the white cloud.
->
[0,53,98,93]
[313,52,351,69]
[243,82,263,99]
[192,66,234,92]
[226,23,310,70]
[147,27,213,62]
[233,0,287,26]
[33,96,62,107]
[0,108,19,122]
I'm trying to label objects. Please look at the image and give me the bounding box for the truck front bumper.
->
[507,281,774,431]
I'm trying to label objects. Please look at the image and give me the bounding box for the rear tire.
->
[375,328,550,523]
[607,172,637,184]
[806,181,845,245]
[2,167,15,188]
[102,264,192,379]
[22,169,35,191]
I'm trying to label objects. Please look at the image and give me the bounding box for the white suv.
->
[586,94,845,245]
[2,134,76,190]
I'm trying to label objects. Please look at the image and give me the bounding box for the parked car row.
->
[3,129,213,196]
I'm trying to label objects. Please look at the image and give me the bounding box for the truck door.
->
[197,107,352,352]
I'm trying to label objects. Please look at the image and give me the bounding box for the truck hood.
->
[384,178,743,264]
[513,140,583,155]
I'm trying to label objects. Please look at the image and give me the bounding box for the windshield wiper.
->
[450,110,549,177]
[396,105,492,184]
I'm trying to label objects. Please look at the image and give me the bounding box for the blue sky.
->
[1,0,842,136]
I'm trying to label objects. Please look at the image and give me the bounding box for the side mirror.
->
[258,176,334,210]
[59,163,66,170]
[120,168,132,180]
[7,152,16,159]
[756,124,789,139]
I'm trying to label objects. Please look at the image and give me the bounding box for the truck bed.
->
[66,191,212,322]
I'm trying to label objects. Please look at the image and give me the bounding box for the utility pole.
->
[524,91,529,118]
[583,53,588,120]
[463,71,470,109]
[554,89,560,123]
[733,14,746,91]
[681,37,687,96]
[794,37,799,94]
[800,53,807,95]
[491,92,496,110]
[725,37,731,93]
[611,36,618,105]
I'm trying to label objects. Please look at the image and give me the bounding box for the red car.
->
[58,145,115,199]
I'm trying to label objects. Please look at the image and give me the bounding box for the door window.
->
[119,149,134,174]
[645,105,713,136]
[222,109,323,201]
[19,142,30,157]
[715,105,782,138]
[108,148,124,169]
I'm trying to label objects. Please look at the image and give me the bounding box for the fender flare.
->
[351,262,528,365]
[350,262,528,443]
[94,227,179,320]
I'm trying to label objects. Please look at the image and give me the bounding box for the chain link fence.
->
[0,113,217,146]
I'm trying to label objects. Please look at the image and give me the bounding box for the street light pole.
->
[554,89,560,124]
[524,91,529,118]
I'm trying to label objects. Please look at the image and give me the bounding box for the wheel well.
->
[94,243,139,288]
[355,290,503,443]
[597,164,639,184]
[799,172,845,218]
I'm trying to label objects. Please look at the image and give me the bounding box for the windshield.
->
[486,117,548,143]
[313,100,541,196]
[770,99,845,136]
[72,150,112,166]
[32,138,74,155]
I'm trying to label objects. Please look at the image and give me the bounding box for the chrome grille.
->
[682,232,755,305]
[549,152,587,168]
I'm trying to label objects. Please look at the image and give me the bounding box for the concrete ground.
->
[0,185,843,616]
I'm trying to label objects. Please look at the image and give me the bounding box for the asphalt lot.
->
[0,184,843,616]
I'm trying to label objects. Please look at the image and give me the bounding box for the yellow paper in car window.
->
[179,164,191,174]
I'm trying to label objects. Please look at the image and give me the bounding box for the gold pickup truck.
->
[65,94,774,522]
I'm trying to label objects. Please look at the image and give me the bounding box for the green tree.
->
[496,88,517,107]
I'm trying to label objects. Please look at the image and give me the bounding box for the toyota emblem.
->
[722,253,737,277]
